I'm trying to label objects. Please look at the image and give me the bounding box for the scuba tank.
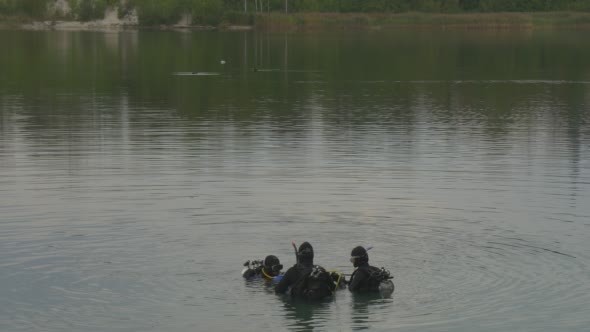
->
[242,260,264,279]
[371,267,394,298]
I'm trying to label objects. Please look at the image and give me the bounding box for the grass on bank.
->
[3,8,590,30]
[253,11,590,30]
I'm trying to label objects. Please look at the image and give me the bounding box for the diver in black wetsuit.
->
[275,242,337,300]
[275,242,314,294]
[242,255,283,281]
[348,246,393,295]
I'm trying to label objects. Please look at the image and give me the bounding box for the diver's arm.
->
[275,268,294,294]
[348,269,365,292]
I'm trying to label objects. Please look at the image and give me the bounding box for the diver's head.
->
[263,255,283,276]
[298,242,314,263]
[350,246,369,267]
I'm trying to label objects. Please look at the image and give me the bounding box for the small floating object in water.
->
[172,72,220,76]
[220,60,226,65]
[251,68,281,72]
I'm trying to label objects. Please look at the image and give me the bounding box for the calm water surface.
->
[1,29,589,331]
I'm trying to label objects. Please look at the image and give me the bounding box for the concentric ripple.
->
[377,219,590,331]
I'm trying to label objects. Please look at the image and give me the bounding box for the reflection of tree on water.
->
[350,293,392,331]
[279,296,333,331]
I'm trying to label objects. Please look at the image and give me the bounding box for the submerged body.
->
[348,263,383,292]
[348,246,394,297]
[349,263,394,296]
[275,242,336,301]
[243,255,283,282]
[275,242,314,294]
[275,261,313,294]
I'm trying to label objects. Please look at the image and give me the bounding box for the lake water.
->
[1,29,589,331]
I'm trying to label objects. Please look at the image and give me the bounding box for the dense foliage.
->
[1,0,590,23]
[68,0,117,21]
[0,0,51,17]
[0,0,118,20]
[129,0,590,25]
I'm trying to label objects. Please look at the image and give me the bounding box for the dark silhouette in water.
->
[348,246,394,297]
[242,255,283,281]
[275,242,314,294]
[275,242,337,301]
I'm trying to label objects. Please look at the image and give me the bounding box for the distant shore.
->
[2,12,590,32]
[256,12,590,30]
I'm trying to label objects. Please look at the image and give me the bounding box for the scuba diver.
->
[348,246,394,297]
[275,242,314,294]
[242,255,284,282]
[275,242,338,301]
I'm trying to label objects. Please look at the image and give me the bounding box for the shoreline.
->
[2,12,590,32]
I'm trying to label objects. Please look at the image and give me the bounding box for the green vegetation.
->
[130,0,590,17]
[1,0,590,26]
[255,11,590,30]
[67,0,113,21]
[128,0,237,26]
[0,0,115,21]
[0,0,51,18]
